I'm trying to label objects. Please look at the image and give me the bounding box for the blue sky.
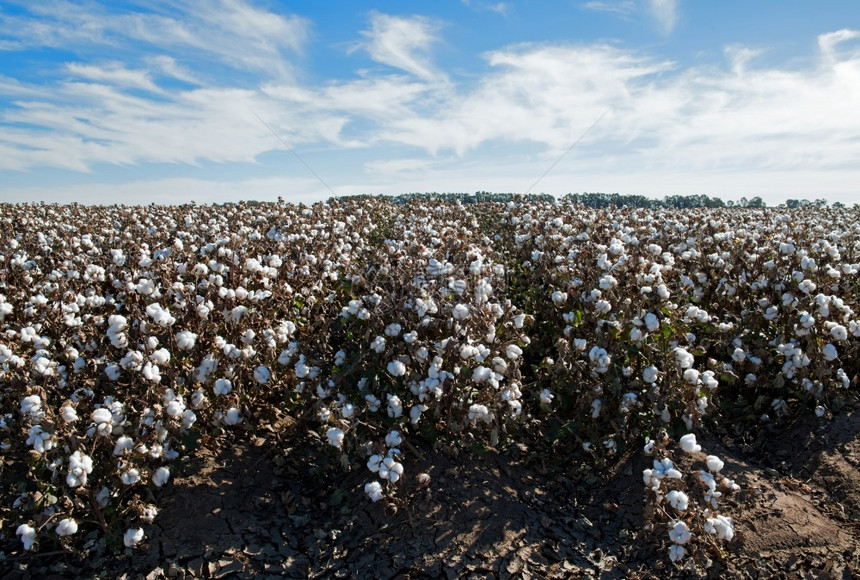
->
[1,0,859,205]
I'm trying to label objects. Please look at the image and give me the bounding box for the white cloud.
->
[648,0,679,35]
[580,1,637,17]
[354,12,445,81]
[65,62,160,92]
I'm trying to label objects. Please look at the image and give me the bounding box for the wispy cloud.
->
[647,0,679,35]
[580,1,637,17]
[353,12,445,82]
[581,0,679,34]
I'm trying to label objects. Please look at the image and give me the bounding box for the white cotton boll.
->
[505,344,522,360]
[551,290,568,305]
[668,544,685,562]
[254,365,271,384]
[20,394,42,417]
[513,314,526,328]
[341,403,354,418]
[679,433,701,454]
[61,405,78,423]
[214,378,232,396]
[666,490,689,511]
[683,369,700,385]
[387,360,407,377]
[831,324,848,341]
[630,327,643,342]
[56,518,78,537]
[452,303,470,320]
[223,407,242,425]
[385,323,402,337]
[706,455,725,473]
[821,343,838,361]
[121,468,140,485]
[673,347,694,369]
[166,399,185,418]
[472,366,491,383]
[701,370,719,390]
[370,336,386,353]
[182,409,197,429]
[141,362,161,383]
[150,348,170,365]
[410,404,427,425]
[385,430,402,448]
[364,481,384,502]
[643,366,658,384]
[105,363,122,381]
[124,527,144,548]
[66,450,93,487]
[381,457,404,483]
[175,331,198,351]
[334,350,347,366]
[387,394,403,418]
[17,524,36,550]
[540,389,554,404]
[644,313,660,332]
[152,466,170,487]
[704,515,734,541]
[367,454,383,473]
[668,521,692,545]
[113,435,134,456]
[326,428,345,449]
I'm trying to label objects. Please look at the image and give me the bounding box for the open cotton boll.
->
[364,481,384,502]
[505,344,522,360]
[60,405,78,423]
[679,433,701,454]
[121,468,141,485]
[385,430,402,448]
[668,544,685,562]
[666,490,689,511]
[254,365,271,384]
[704,515,734,540]
[452,303,470,320]
[152,466,170,487]
[20,394,42,418]
[642,366,659,384]
[124,527,144,548]
[540,389,554,404]
[56,518,78,537]
[150,348,170,365]
[683,369,700,385]
[175,331,198,351]
[16,524,36,550]
[213,378,232,396]
[672,347,694,369]
[326,427,345,448]
[706,455,725,473]
[380,457,404,483]
[223,407,242,425]
[668,520,692,545]
[387,360,406,377]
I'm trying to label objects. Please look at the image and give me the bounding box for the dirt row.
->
[3,410,860,579]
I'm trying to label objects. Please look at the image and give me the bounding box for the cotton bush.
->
[0,198,857,560]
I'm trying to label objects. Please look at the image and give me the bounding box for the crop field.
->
[1,198,859,578]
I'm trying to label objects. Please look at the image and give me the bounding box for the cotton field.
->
[1,198,858,567]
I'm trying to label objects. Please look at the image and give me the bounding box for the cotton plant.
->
[643,432,741,567]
